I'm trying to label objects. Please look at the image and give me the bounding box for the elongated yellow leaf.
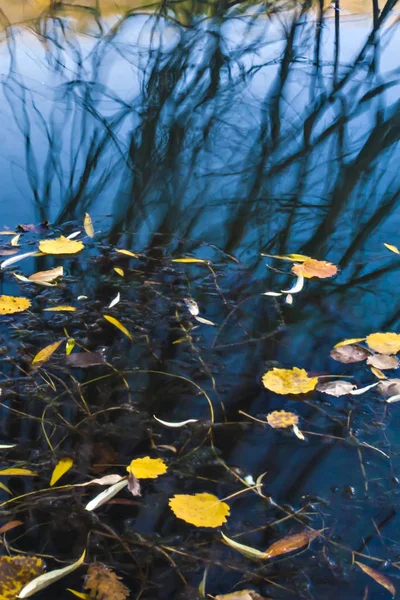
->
[39,236,84,255]
[32,340,63,365]
[384,243,400,254]
[44,306,77,312]
[83,213,94,238]
[67,590,91,600]
[29,266,63,283]
[85,479,128,511]
[0,468,37,476]
[66,338,75,355]
[18,551,86,598]
[114,267,124,277]
[172,258,208,264]
[103,314,132,340]
[221,532,269,560]
[0,481,12,494]
[116,249,137,258]
[261,253,309,262]
[334,338,366,348]
[355,561,396,596]
[50,458,74,486]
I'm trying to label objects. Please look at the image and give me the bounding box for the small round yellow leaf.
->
[169,492,230,527]
[0,295,31,315]
[366,332,400,355]
[267,410,299,429]
[38,236,84,255]
[126,457,167,479]
[262,367,318,395]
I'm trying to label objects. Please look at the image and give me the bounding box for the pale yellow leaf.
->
[103,314,132,340]
[334,338,366,348]
[355,561,396,596]
[44,306,77,312]
[39,236,84,255]
[221,532,269,560]
[169,493,230,527]
[172,258,208,264]
[261,253,309,262]
[0,482,12,494]
[28,266,63,284]
[83,213,94,238]
[262,367,318,395]
[50,457,74,486]
[0,231,17,235]
[114,268,124,277]
[18,551,86,598]
[85,479,128,512]
[67,590,91,600]
[0,296,30,315]
[366,332,400,355]
[384,243,400,254]
[32,340,63,365]
[10,234,21,247]
[0,468,37,476]
[126,457,167,479]
[66,339,75,355]
[115,249,137,258]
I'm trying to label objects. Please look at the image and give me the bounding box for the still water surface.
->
[0,1,400,598]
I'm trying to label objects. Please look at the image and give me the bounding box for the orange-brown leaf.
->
[264,530,322,558]
[355,561,396,596]
[292,258,337,279]
[0,555,44,599]
[84,563,129,600]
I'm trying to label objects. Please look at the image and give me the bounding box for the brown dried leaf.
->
[366,354,399,370]
[316,380,356,397]
[355,562,396,596]
[264,529,322,558]
[0,520,23,534]
[0,555,44,599]
[84,563,129,600]
[292,258,338,279]
[330,344,371,364]
[127,471,141,496]
[377,379,400,396]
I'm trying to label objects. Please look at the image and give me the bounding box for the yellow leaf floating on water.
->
[263,529,322,558]
[384,243,400,254]
[169,493,230,527]
[0,555,44,599]
[262,367,318,395]
[66,338,75,355]
[32,340,63,365]
[262,253,309,262]
[83,213,94,238]
[0,296,30,315]
[115,249,137,258]
[103,314,132,340]
[172,258,208,264]
[28,266,63,284]
[0,468,37,476]
[50,457,74,486]
[366,332,400,355]
[292,258,338,279]
[67,590,91,600]
[221,532,269,560]
[334,338,366,348]
[126,457,167,479]
[355,561,396,596]
[39,236,84,255]
[18,550,86,598]
[267,411,299,429]
[84,563,129,600]
[44,306,77,312]
[114,267,124,277]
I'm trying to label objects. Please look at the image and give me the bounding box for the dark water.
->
[1,0,400,598]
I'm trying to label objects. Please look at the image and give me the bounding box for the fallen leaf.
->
[0,248,18,256]
[262,253,309,262]
[366,332,400,355]
[215,591,269,600]
[267,411,299,428]
[355,562,395,596]
[66,339,75,355]
[32,340,63,366]
[28,266,63,284]
[126,457,167,479]
[0,555,44,599]
[114,268,124,277]
[172,258,208,264]
[74,474,124,488]
[67,590,90,600]
[183,298,199,316]
[262,367,318,395]
[281,275,304,294]
[18,551,86,598]
[350,382,379,395]
[39,236,84,255]
[66,352,105,368]
[221,532,269,560]
[1,251,41,270]
[103,315,132,340]
[316,380,356,397]
[10,234,21,247]
[370,366,386,379]
[0,521,23,534]
[127,471,141,496]
[292,258,338,279]
[330,344,371,363]
[84,563,129,600]
[0,231,17,235]
[50,458,74,486]
[334,338,366,348]
[0,296,31,315]
[264,529,322,558]
[378,379,400,396]
[169,493,230,527]
[366,354,399,370]
[384,243,400,254]
[67,231,81,240]
[85,479,127,512]
[0,468,37,476]
[83,213,94,238]
[115,249,137,258]
[195,316,217,326]
[44,306,77,312]
[108,292,120,309]
[0,482,12,494]
[153,416,198,427]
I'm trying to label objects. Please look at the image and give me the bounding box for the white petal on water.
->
[281,274,304,294]
[349,382,379,396]
[262,291,283,296]
[67,231,81,240]
[285,294,293,305]
[386,394,400,403]
[85,478,128,511]
[154,415,198,428]
[1,251,41,270]
[195,316,217,326]
[108,292,120,308]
